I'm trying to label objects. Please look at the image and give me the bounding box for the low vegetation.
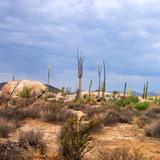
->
[97,146,147,160]
[135,102,150,110]
[145,120,160,138]
[19,86,32,98]
[0,116,20,138]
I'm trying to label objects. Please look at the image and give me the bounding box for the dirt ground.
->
[87,122,160,160]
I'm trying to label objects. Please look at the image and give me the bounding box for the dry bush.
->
[19,130,45,153]
[101,109,133,126]
[0,140,24,160]
[97,146,147,160]
[41,101,75,123]
[0,117,19,138]
[145,119,160,138]
[10,97,36,108]
[0,96,9,105]
[135,115,151,128]
[145,107,160,118]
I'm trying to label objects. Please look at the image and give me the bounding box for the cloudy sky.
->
[0,0,160,92]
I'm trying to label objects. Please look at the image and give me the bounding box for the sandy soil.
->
[88,122,160,160]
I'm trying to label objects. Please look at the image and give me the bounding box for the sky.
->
[0,0,160,92]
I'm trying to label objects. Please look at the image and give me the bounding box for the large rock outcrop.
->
[1,80,47,97]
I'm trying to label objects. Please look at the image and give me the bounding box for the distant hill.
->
[109,90,159,97]
[45,84,60,93]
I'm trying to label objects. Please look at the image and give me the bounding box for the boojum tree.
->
[77,49,84,99]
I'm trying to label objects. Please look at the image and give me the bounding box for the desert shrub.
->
[135,102,149,110]
[97,146,147,160]
[102,109,133,126]
[84,106,108,119]
[0,107,28,121]
[19,86,32,98]
[145,107,160,118]
[0,141,24,160]
[145,120,160,138]
[19,130,45,153]
[0,117,19,138]
[135,115,151,128]
[154,98,160,105]
[83,94,96,104]
[25,105,42,119]
[59,117,102,160]
[41,101,73,123]
[0,96,9,105]
[115,96,139,107]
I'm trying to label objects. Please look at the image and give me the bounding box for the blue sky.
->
[0,0,160,92]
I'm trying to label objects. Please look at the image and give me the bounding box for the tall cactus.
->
[89,80,92,97]
[46,64,52,100]
[47,64,52,86]
[102,60,106,97]
[98,65,102,98]
[142,84,146,99]
[12,75,15,81]
[145,81,149,99]
[123,82,127,97]
[77,49,84,98]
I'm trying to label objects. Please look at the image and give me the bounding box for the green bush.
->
[135,102,149,110]
[19,86,32,98]
[115,96,139,107]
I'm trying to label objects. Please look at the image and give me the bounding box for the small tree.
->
[77,49,84,99]
[98,65,102,98]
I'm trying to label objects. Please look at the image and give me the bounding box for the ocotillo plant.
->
[77,49,84,98]
[98,65,102,98]
[123,82,127,97]
[102,60,106,97]
[145,81,149,99]
[142,84,146,99]
[89,80,92,97]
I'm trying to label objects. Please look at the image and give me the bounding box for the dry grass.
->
[97,146,147,160]
[0,116,20,138]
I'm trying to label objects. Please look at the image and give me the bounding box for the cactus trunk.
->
[123,82,127,97]
[89,80,92,97]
